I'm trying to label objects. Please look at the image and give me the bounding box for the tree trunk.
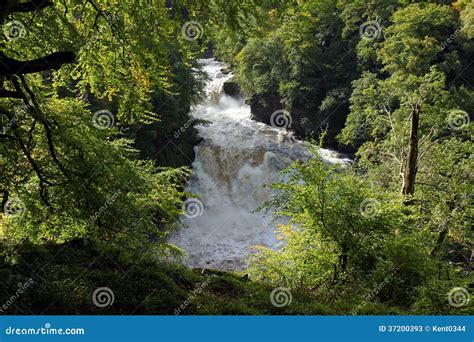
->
[430,228,448,258]
[1,189,8,212]
[401,104,420,195]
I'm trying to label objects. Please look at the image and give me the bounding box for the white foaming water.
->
[169,58,351,271]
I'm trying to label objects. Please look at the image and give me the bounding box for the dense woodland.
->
[0,0,472,314]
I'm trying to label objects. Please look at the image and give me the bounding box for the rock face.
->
[135,122,199,168]
[154,126,199,167]
[213,65,351,152]
[223,79,242,98]
[247,93,283,127]
[248,92,351,151]
[248,95,311,139]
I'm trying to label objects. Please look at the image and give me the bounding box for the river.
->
[169,58,351,271]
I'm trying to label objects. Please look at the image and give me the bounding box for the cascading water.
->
[170,58,351,271]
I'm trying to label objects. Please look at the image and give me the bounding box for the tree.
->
[338,1,473,279]
[339,69,462,195]
[340,2,471,196]
[250,153,404,289]
[0,0,202,252]
[378,3,459,76]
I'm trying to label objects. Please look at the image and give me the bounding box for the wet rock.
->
[134,122,199,169]
[248,92,351,151]
[220,67,232,75]
[248,93,283,127]
[202,48,214,59]
[223,80,241,98]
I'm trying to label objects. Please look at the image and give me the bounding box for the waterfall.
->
[169,58,351,271]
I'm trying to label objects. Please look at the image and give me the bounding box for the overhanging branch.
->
[0,0,53,19]
[0,51,76,76]
[11,0,53,13]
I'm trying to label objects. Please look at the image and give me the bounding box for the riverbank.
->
[2,240,468,315]
[1,240,444,315]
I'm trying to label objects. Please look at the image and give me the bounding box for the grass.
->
[0,240,470,315]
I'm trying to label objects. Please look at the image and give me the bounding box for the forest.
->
[0,0,472,315]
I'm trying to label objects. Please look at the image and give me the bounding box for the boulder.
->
[220,67,232,75]
[248,93,284,127]
[223,80,242,98]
